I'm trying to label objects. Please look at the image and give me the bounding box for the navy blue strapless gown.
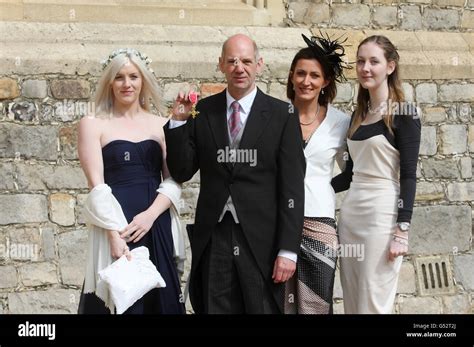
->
[78,139,185,314]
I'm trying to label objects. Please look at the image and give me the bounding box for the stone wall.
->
[286,0,473,31]
[0,18,473,314]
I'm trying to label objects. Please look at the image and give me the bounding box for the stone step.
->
[0,0,274,26]
[0,21,473,81]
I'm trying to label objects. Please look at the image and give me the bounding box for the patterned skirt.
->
[285,217,338,314]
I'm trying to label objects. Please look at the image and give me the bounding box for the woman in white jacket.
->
[284,34,350,314]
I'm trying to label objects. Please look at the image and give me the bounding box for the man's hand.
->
[272,256,296,283]
[170,91,195,121]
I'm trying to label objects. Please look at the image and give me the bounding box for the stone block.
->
[419,126,437,156]
[373,6,398,27]
[8,227,41,261]
[49,193,75,226]
[422,158,459,179]
[469,125,474,152]
[0,78,20,100]
[460,156,472,179]
[462,10,474,30]
[299,3,330,25]
[15,163,88,191]
[433,0,466,6]
[458,104,471,123]
[19,262,58,286]
[59,124,79,160]
[439,124,467,154]
[51,80,90,99]
[415,83,437,104]
[8,288,80,314]
[0,123,58,160]
[22,80,47,99]
[402,82,414,102]
[453,253,474,291]
[447,182,474,201]
[422,9,459,30]
[0,194,48,225]
[333,5,370,27]
[0,265,18,289]
[41,227,56,261]
[439,84,474,102]
[415,182,444,201]
[57,229,88,286]
[422,107,446,123]
[410,205,471,254]
[0,163,15,190]
[400,6,422,30]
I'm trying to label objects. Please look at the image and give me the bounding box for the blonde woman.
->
[332,36,421,314]
[77,49,185,314]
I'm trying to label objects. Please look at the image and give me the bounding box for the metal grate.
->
[414,255,456,296]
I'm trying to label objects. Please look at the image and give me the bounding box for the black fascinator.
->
[301,32,351,83]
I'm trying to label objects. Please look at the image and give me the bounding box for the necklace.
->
[367,100,388,116]
[299,103,321,126]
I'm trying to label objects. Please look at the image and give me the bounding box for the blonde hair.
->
[94,51,164,118]
[349,35,404,138]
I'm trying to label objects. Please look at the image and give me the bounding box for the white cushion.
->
[98,246,166,314]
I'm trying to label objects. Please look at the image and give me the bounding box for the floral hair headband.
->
[100,48,154,73]
[301,32,352,83]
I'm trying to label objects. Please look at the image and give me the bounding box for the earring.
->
[321,89,325,95]
[140,97,145,105]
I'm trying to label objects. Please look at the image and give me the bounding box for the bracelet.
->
[392,236,409,245]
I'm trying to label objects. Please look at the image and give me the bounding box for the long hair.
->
[349,35,404,138]
[94,52,164,118]
[286,47,336,106]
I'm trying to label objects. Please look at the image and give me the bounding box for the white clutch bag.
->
[98,246,166,314]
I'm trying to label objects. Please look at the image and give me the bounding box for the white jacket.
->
[303,104,350,218]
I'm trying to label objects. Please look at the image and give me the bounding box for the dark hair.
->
[349,35,404,138]
[286,47,336,106]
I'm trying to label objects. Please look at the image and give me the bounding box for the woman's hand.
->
[120,210,157,243]
[107,230,131,260]
[388,227,408,262]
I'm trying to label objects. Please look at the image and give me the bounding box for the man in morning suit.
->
[164,34,305,313]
